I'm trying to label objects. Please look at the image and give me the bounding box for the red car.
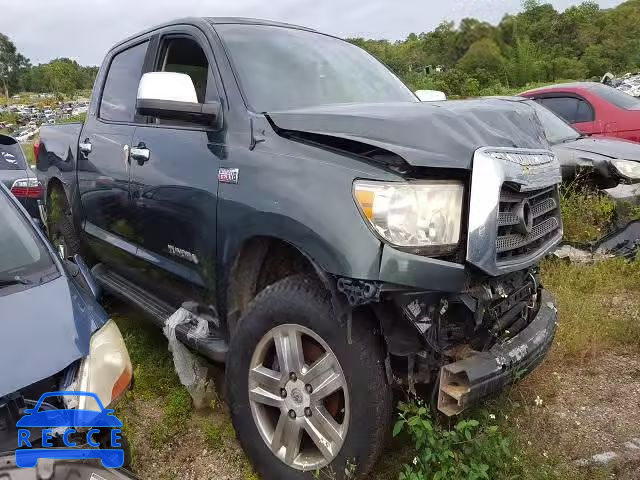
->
[521,82,640,142]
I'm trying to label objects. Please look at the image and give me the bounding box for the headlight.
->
[70,320,132,411]
[612,159,640,180]
[353,180,464,252]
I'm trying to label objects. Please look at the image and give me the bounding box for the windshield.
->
[592,83,640,110]
[0,188,56,291]
[215,24,417,112]
[528,101,581,144]
[0,137,28,171]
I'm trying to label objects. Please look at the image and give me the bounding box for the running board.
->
[92,264,228,363]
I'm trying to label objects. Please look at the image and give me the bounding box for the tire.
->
[47,188,80,258]
[226,274,392,480]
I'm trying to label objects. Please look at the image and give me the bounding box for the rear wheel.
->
[226,275,392,479]
[47,187,80,259]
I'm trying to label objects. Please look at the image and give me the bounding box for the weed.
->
[113,310,181,399]
[560,184,616,244]
[542,257,640,358]
[150,387,192,447]
[203,421,224,449]
[393,401,518,480]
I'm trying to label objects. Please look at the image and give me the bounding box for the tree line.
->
[0,33,97,98]
[2,0,640,99]
[349,0,640,97]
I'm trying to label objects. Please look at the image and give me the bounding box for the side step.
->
[92,264,228,363]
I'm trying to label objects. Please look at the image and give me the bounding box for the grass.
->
[21,143,35,166]
[541,257,640,359]
[560,185,617,244]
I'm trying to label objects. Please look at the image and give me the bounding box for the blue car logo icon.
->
[15,391,124,468]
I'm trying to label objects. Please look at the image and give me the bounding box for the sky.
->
[2,0,625,66]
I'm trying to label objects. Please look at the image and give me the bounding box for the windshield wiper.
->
[0,277,32,288]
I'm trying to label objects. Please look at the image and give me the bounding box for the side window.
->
[537,97,579,124]
[100,41,149,122]
[157,37,211,103]
[575,99,595,123]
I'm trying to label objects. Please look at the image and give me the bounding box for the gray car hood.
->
[0,276,107,398]
[558,137,640,162]
[267,99,550,169]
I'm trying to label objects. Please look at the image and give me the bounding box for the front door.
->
[127,30,224,308]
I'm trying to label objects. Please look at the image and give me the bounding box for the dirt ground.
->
[116,340,640,480]
[511,350,640,467]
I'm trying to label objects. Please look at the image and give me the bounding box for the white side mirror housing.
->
[136,72,221,126]
[415,90,447,102]
[137,72,198,103]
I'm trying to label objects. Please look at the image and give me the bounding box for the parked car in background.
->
[0,133,41,217]
[37,17,561,479]
[0,181,132,459]
[520,82,640,142]
[496,98,640,195]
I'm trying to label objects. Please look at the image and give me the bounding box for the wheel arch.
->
[224,235,335,335]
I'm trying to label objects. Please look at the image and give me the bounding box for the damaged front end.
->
[382,269,556,415]
[346,147,561,415]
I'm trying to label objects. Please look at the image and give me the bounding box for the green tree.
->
[459,38,505,80]
[0,34,29,97]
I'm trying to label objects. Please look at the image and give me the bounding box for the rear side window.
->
[100,41,149,122]
[592,84,640,110]
[0,138,27,171]
[537,97,594,124]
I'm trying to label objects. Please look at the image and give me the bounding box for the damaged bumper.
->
[438,289,557,415]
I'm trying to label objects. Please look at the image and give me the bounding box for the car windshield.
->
[215,24,417,112]
[528,101,581,144]
[592,83,640,110]
[0,137,28,171]
[0,187,57,291]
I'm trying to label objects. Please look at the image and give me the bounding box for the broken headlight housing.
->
[67,320,132,411]
[353,180,463,253]
[612,159,640,180]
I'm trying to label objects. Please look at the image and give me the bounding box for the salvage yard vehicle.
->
[0,182,132,459]
[1,134,41,218]
[521,82,640,143]
[36,17,561,479]
[501,98,640,197]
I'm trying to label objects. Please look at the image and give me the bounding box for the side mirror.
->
[136,72,221,126]
[415,90,447,102]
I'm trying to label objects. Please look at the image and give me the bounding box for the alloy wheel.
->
[248,324,350,471]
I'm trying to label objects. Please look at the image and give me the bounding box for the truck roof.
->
[111,17,317,52]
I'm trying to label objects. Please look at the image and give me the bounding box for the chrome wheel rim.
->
[248,324,350,471]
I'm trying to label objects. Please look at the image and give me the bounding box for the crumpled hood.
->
[267,99,550,169]
[0,276,107,398]
[561,137,640,162]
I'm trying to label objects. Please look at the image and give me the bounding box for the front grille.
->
[496,186,561,263]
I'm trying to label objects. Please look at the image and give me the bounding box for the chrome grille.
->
[496,186,562,263]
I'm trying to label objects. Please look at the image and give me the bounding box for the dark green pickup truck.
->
[37,17,561,479]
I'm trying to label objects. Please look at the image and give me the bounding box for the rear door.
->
[77,39,152,274]
[126,27,225,307]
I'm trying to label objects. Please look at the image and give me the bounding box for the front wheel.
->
[226,275,392,480]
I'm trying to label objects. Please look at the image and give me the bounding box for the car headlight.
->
[70,320,133,411]
[353,180,464,252]
[612,159,640,180]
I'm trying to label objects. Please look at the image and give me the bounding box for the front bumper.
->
[438,289,557,416]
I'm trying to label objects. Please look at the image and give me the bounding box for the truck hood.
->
[267,99,550,169]
[557,137,640,162]
[0,276,107,398]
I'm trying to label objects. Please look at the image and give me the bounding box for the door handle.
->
[79,139,92,154]
[130,143,150,166]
